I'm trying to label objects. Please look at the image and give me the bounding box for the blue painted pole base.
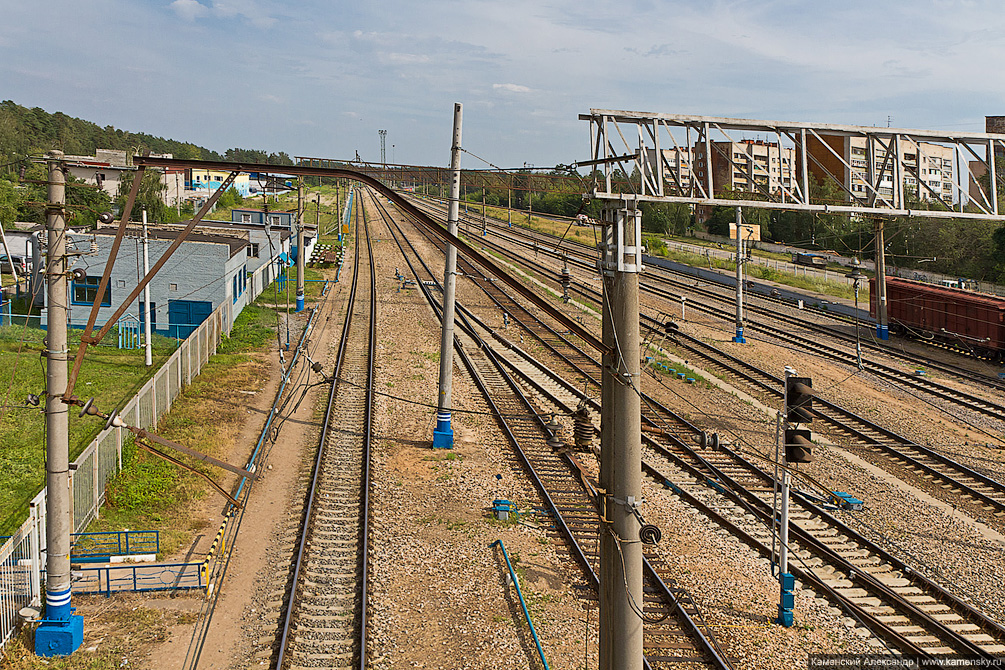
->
[777,572,795,627]
[732,327,746,343]
[296,292,305,313]
[35,613,83,657]
[876,324,889,340]
[432,411,453,449]
[776,605,794,627]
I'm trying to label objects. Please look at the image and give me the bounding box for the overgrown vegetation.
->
[0,327,176,535]
[89,304,275,556]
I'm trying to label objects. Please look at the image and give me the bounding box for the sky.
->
[2,0,1004,170]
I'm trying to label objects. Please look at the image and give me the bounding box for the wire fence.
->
[0,256,284,649]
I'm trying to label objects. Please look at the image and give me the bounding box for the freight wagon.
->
[870,276,1005,360]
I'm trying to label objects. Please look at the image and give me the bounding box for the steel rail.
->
[439,200,1005,393]
[275,194,372,668]
[656,327,1005,513]
[473,294,1005,658]
[133,155,608,356]
[445,216,1005,512]
[375,193,735,670]
[402,202,1005,657]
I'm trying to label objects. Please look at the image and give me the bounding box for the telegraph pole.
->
[873,218,889,340]
[35,150,83,656]
[433,103,462,449]
[599,203,644,670]
[732,206,746,343]
[295,179,305,312]
[142,208,152,366]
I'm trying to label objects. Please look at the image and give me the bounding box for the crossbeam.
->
[133,156,609,355]
[580,109,1005,221]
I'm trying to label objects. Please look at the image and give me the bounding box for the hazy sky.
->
[2,0,1003,169]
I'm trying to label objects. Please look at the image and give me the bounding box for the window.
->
[241,213,252,223]
[170,283,178,291]
[247,243,260,258]
[233,275,239,304]
[269,215,281,226]
[71,276,111,306]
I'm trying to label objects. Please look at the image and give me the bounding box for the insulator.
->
[573,405,593,450]
[547,434,565,453]
[545,413,562,435]
[640,524,662,545]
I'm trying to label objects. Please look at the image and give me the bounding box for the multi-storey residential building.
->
[968,116,1005,206]
[803,134,956,205]
[645,146,694,194]
[692,139,796,197]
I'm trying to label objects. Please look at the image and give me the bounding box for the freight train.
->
[870,276,1005,360]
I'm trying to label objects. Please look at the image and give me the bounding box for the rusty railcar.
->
[870,277,1005,360]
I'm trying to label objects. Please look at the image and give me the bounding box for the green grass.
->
[255,266,327,305]
[218,303,276,354]
[657,246,854,300]
[478,203,599,248]
[0,326,177,535]
[85,304,274,556]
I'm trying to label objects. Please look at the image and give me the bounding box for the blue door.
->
[167,300,213,339]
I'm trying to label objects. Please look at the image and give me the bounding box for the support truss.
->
[580,109,1005,222]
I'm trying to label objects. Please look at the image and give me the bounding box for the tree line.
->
[0,101,288,228]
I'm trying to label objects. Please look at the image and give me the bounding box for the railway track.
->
[276,190,376,669]
[390,195,1005,659]
[408,195,1005,402]
[374,192,737,669]
[658,326,1005,516]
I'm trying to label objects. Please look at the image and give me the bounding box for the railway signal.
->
[777,368,814,628]
[785,375,813,424]
[784,428,813,464]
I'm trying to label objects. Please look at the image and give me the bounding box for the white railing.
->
[0,254,284,648]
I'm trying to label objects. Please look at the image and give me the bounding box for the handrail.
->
[489,540,551,670]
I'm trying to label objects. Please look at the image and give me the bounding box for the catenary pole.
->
[35,150,84,656]
[296,179,305,312]
[433,102,462,449]
[599,204,644,670]
[874,218,889,339]
[732,206,746,343]
[142,208,152,366]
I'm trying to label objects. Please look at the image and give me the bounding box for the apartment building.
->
[645,146,695,194]
[803,134,956,205]
[692,140,796,197]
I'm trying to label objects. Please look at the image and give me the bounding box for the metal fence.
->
[0,255,282,648]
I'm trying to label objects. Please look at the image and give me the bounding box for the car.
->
[0,254,29,275]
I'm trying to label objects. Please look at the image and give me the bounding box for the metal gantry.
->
[580,109,1005,221]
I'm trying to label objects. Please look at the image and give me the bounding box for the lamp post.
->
[850,259,865,371]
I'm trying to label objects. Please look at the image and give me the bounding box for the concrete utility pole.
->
[296,179,305,312]
[35,150,83,656]
[873,218,889,339]
[599,204,644,670]
[142,208,153,367]
[732,206,746,343]
[433,103,462,449]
